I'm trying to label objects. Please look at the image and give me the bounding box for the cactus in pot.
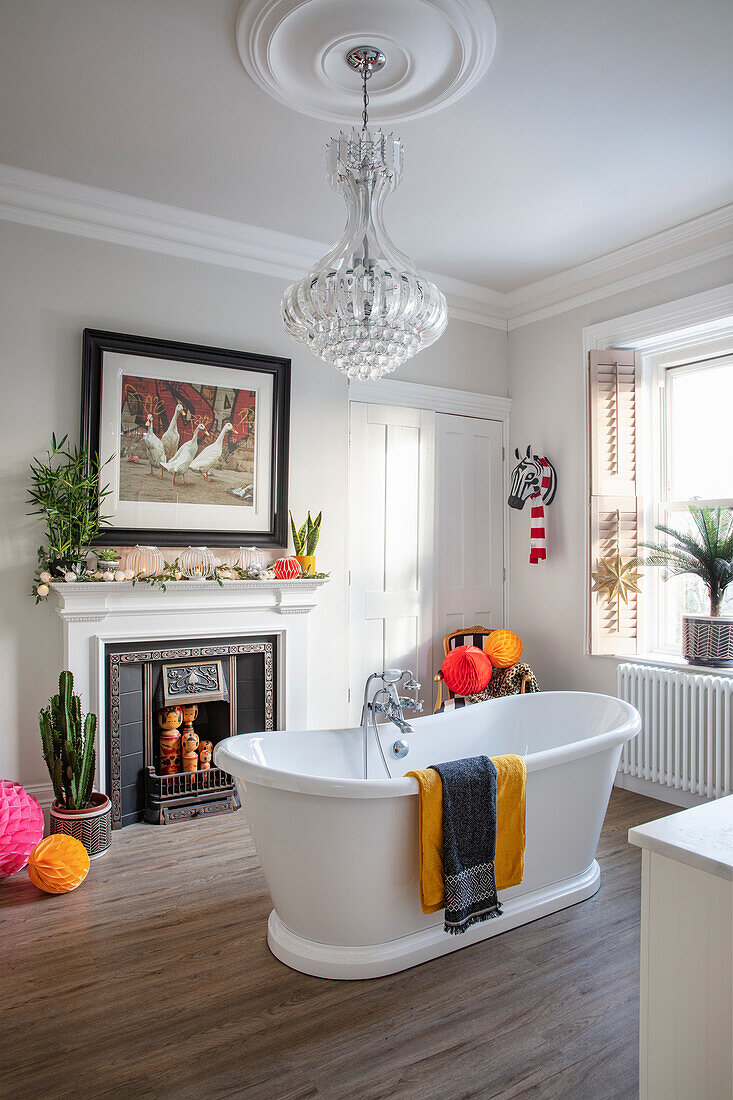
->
[40,671,96,809]
[39,671,111,856]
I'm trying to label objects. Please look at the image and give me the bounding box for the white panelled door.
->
[434,413,505,664]
[348,402,435,721]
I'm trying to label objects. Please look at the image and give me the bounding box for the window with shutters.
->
[589,344,733,656]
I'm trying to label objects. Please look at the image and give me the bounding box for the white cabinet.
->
[629,798,733,1100]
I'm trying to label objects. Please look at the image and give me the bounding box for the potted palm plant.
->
[636,505,733,667]
[28,433,111,583]
[39,671,111,858]
[290,510,322,576]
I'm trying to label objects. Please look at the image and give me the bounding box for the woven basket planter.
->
[681,615,733,668]
[49,792,112,859]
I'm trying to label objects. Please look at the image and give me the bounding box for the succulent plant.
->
[39,671,97,810]
[290,510,322,556]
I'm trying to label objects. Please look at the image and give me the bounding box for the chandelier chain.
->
[362,62,370,130]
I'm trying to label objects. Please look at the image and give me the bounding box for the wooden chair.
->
[433,626,532,712]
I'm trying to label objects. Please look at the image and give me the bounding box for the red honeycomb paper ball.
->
[274,557,302,580]
[0,780,45,877]
[442,645,493,697]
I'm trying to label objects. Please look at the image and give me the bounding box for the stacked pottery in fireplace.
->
[147,660,240,825]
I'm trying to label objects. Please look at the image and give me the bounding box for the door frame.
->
[348,378,512,710]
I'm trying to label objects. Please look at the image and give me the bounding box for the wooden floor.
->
[1,788,676,1100]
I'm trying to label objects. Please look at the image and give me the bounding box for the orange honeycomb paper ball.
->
[27,834,90,894]
[442,645,493,697]
[485,629,523,668]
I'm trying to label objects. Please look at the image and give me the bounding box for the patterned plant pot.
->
[49,792,112,859]
[681,615,733,668]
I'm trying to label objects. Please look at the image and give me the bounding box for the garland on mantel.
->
[33,559,329,601]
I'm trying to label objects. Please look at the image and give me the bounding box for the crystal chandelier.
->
[281,46,448,381]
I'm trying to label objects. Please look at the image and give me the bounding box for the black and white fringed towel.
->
[431,755,502,934]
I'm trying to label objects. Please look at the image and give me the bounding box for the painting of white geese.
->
[162,423,207,486]
[189,423,234,481]
[161,403,185,460]
[143,415,166,477]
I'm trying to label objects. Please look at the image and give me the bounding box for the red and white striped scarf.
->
[529,458,551,564]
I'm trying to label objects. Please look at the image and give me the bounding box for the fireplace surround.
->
[48,578,327,824]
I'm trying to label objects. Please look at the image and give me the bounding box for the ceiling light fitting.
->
[281,46,448,381]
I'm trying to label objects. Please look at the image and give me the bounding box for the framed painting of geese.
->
[81,330,290,547]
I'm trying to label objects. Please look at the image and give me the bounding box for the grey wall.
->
[506,257,733,698]
[0,219,507,786]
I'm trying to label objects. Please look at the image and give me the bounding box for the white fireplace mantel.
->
[48,579,328,796]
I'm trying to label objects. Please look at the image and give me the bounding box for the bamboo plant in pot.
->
[27,433,111,587]
[290,510,322,576]
[40,671,111,858]
[636,505,733,667]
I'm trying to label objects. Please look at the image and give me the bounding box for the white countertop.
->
[628,796,733,881]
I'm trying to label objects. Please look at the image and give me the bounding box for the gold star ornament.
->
[591,555,642,604]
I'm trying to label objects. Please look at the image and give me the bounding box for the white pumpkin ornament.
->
[39,571,52,584]
[102,570,115,582]
[36,583,49,597]
[93,571,103,580]
[124,569,135,580]
[64,572,77,583]
[114,570,126,582]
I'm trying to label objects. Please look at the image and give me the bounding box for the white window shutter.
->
[589,349,641,655]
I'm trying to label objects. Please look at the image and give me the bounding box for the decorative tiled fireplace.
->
[49,578,326,827]
[107,635,277,826]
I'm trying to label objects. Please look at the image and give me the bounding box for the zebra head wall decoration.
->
[508,446,557,564]
[508,446,557,509]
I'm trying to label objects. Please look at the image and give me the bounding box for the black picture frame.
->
[81,329,290,548]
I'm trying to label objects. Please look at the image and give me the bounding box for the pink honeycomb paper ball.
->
[0,780,45,877]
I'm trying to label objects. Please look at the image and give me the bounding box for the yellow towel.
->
[406,754,527,915]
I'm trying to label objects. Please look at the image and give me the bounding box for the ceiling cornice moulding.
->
[0,163,730,332]
[0,162,506,330]
[504,204,733,329]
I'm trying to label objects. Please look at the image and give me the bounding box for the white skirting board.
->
[614,773,707,809]
[267,861,601,980]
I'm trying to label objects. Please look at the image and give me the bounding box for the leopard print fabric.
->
[468,662,539,702]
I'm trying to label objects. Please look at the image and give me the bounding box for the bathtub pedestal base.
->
[267,859,601,980]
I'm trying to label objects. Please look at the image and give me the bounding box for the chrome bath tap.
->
[360,669,423,779]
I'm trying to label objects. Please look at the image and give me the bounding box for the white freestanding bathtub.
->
[214,691,640,979]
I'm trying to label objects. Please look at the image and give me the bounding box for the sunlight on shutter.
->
[589,349,641,655]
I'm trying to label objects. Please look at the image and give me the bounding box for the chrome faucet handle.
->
[404,677,421,692]
[399,696,423,712]
[381,668,403,684]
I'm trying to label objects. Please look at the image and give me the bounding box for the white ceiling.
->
[0,0,731,292]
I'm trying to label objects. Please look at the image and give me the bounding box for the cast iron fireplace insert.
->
[106,635,277,827]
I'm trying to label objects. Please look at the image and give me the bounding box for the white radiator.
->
[617,663,732,800]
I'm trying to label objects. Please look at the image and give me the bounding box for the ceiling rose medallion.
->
[280,46,448,380]
[235,0,497,125]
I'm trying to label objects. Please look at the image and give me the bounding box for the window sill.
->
[617,651,733,678]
